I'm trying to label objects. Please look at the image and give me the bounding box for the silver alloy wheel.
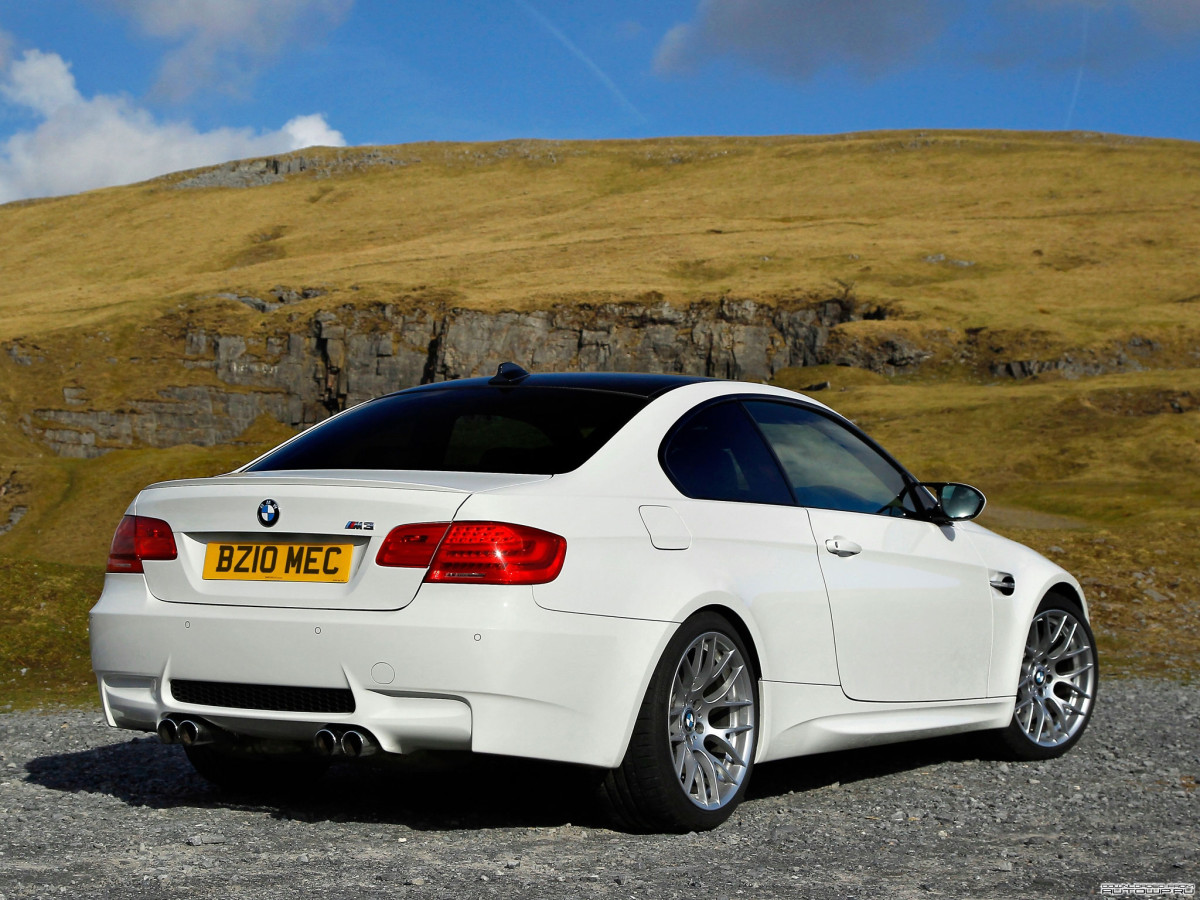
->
[1015,608,1097,747]
[667,631,756,810]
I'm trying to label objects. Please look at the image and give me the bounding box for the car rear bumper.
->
[90,574,673,769]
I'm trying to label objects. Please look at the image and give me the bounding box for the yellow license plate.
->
[202,542,353,583]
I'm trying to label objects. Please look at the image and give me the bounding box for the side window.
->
[662,402,793,505]
[743,400,917,517]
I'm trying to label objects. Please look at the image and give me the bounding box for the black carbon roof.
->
[400,371,711,399]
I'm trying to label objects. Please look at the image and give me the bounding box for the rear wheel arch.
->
[690,603,763,683]
[600,607,762,832]
[610,599,764,774]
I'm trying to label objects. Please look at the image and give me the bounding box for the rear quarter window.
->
[660,401,793,505]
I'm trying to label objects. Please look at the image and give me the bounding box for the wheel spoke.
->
[1055,644,1093,662]
[695,750,722,803]
[709,698,753,710]
[1018,702,1034,732]
[704,662,742,705]
[672,671,688,702]
[1047,621,1078,661]
[1058,681,1093,700]
[1058,661,1095,679]
[1047,614,1069,650]
[686,646,704,692]
[676,743,695,784]
[703,748,736,784]
[707,733,748,768]
[1043,695,1068,731]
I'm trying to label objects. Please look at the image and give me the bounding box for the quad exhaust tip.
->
[313,726,379,758]
[340,729,378,758]
[177,719,214,747]
[158,716,217,747]
[156,718,179,745]
[313,728,342,757]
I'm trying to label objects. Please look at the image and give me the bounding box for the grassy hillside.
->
[4,131,1199,344]
[1,130,1197,704]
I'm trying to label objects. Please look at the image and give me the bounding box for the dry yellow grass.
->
[2,132,1198,347]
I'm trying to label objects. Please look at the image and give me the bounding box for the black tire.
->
[599,611,759,832]
[184,745,330,794]
[993,593,1099,761]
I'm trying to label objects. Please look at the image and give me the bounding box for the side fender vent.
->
[989,571,1016,596]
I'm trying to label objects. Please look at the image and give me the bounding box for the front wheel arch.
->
[991,591,1099,761]
[1045,580,1087,619]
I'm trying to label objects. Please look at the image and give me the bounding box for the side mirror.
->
[921,482,986,524]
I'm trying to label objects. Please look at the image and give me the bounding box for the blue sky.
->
[1,0,1198,202]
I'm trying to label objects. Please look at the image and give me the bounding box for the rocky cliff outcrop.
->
[19,295,1173,458]
[25,296,896,457]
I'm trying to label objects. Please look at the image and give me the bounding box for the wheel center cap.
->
[1033,667,1047,686]
[683,708,696,732]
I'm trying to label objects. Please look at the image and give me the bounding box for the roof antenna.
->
[488,362,531,385]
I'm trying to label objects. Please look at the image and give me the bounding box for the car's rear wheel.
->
[184,745,330,793]
[600,612,758,832]
[994,594,1098,760]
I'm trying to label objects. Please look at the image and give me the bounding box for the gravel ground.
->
[0,678,1195,900]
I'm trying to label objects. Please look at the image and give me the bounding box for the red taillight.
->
[375,523,451,568]
[427,521,566,585]
[106,515,178,574]
[376,520,567,585]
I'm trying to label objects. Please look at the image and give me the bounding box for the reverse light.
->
[105,515,178,574]
[376,521,567,585]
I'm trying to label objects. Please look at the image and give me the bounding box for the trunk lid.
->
[133,470,550,611]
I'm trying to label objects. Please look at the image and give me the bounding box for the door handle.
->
[825,537,862,558]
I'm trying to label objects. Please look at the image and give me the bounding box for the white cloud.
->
[0,48,345,204]
[0,49,80,116]
[283,113,345,149]
[109,0,353,100]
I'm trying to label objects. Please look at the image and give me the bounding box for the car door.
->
[743,400,993,703]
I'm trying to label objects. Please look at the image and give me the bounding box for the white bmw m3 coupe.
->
[90,364,1097,831]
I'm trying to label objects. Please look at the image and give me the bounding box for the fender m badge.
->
[257,499,280,528]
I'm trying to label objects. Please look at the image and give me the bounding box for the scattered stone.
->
[185,834,227,846]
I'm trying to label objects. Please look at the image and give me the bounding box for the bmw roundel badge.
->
[257,499,280,528]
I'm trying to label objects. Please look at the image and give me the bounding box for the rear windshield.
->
[246,386,648,475]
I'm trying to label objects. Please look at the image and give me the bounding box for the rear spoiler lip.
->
[140,470,554,495]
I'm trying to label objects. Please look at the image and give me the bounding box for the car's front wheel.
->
[994,593,1099,760]
[600,611,758,832]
